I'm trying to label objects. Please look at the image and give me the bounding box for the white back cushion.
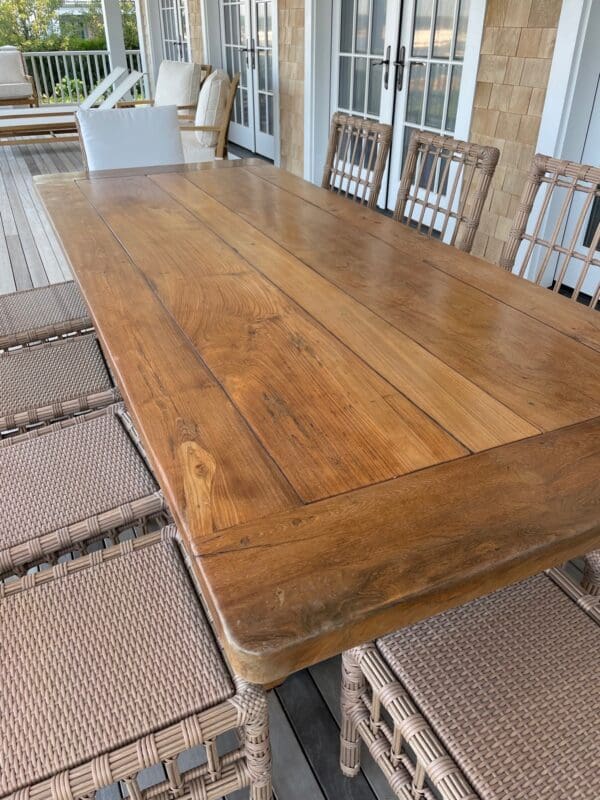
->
[0,49,26,84]
[154,60,201,107]
[77,106,184,172]
[194,69,230,147]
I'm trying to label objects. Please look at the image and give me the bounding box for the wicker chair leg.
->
[244,701,273,799]
[340,649,366,777]
[583,551,600,596]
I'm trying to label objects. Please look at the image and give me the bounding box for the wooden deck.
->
[0,141,81,294]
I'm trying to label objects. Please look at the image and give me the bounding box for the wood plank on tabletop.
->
[151,170,539,452]
[35,178,299,533]
[195,416,600,684]
[246,163,600,354]
[183,166,600,433]
[77,174,467,502]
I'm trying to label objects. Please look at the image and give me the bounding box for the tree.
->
[0,0,62,44]
[0,0,139,50]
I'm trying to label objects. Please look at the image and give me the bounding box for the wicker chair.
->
[497,154,600,593]
[0,403,167,579]
[0,334,118,436]
[0,281,91,351]
[0,526,272,800]
[499,154,600,309]
[340,567,600,800]
[394,130,499,252]
[321,112,392,209]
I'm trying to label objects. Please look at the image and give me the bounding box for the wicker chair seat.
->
[0,529,267,800]
[374,572,600,800]
[0,335,117,433]
[0,405,165,575]
[0,281,91,350]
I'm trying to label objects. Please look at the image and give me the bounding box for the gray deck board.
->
[0,141,79,291]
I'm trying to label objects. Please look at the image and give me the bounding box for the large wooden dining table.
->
[36,159,600,685]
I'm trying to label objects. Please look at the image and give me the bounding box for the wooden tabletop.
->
[36,160,600,685]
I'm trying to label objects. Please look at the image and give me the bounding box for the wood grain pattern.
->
[245,164,600,353]
[77,175,466,501]
[197,416,600,682]
[35,162,600,686]
[35,179,298,532]
[183,167,600,432]
[151,171,538,452]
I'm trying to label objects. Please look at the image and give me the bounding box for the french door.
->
[220,0,275,159]
[331,0,481,213]
[160,0,190,61]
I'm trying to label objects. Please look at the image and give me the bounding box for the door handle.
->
[241,38,255,69]
[394,46,426,92]
[394,46,406,91]
[371,45,391,90]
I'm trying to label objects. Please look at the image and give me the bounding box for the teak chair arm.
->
[179,124,221,132]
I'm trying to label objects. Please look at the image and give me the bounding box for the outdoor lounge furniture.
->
[0,335,118,435]
[0,69,143,146]
[120,59,211,111]
[0,280,91,350]
[0,403,166,578]
[0,46,37,107]
[321,112,393,209]
[180,70,240,161]
[340,566,600,800]
[0,526,272,800]
[499,154,600,309]
[394,130,499,253]
[77,105,185,171]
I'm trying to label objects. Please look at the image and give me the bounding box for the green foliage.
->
[51,74,85,102]
[0,0,61,43]
[0,0,139,50]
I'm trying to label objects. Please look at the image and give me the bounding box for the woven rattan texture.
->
[0,408,157,548]
[0,282,90,349]
[0,535,234,797]
[0,336,110,418]
[583,550,600,595]
[377,574,600,800]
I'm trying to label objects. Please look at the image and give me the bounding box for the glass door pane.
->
[221,0,255,150]
[252,0,275,158]
[333,0,389,121]
[386,0,474,215]
[160,0,190,62]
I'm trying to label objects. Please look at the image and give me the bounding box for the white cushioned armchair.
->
[180,70,240,162]
[0,46,37,107]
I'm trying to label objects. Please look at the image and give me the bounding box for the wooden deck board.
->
[0,141,80,294]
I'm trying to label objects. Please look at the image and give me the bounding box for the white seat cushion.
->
[194,69,230,147]
[0,82,33,100]
[0,50,27,84]
[154,60,202,107]
[77,106,184,172]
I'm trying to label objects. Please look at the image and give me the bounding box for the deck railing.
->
[24,50,146,104]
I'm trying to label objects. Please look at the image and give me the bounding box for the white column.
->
[101,0,128,71]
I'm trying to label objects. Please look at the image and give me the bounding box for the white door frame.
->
[523,0,597,287]
[201,0,281,164]
[536,0,595,161]
[304,0,486,186]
